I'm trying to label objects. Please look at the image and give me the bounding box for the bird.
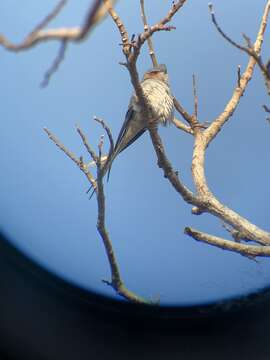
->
[104,63,174,178]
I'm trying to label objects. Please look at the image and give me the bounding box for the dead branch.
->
[0,0,119,86]
[31,0,68,34]
[44,124,148,304]
[172,118,193,135]
[76,125,99,165]
[205,0,270,146]
[0,0,118,51]
[44,127,97,190]
[208,2,270,95]
[106,0,270,258]
[185,227,270,258]
[41,40,68,87]
[140,0,158,67]
[173,97,195,128]
[94,116,114,159]
[192,74,198,120]
[237,65,241,88]
[12,0,270,305]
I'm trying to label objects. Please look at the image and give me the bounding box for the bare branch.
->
[149,112,270,247]
[192,74,198,120]
[205,1,270,144]
[31,0,68,35]
[41,0,270,303]
[95,159,148,303]
[237,64,241,88]
[97,134,105,164]
[208,3,254,55]
[103,0,130,56]
[105,0,270,254]
[41,40,68,88]
[76,125,99,164]
[172,118,193,135]
[148,126,198,205]
[128,1,187,64]
[140,0,158,67]
[45,124,148,303]
[43,127,97,190]
[0,0,119,86]
[93,116,114,157]
[78,0,105,40]
[222,222,251,243]
[263,104,270,113]
[173,97,194,126]
[0,0,118,51]
[44,126,80,167]
[191,130,270,245]
[185,227,270,258]
[159,0,187,25]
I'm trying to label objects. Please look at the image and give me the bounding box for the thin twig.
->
[262,104,270,124]
[41,40,68,87]
[185,227,270,258]
[128,0,187,64]
[173,97,195,128]
[0,0,119,86]
[0,0,118,51]
[78,0,104,39]
[237,64,241,88]
[172,118,193,135]
[98,135,104,164]
[103,0,130,56]
[45,122,148,303]
[94,116,114,156]
[192,74,198,120]
[208,2,270,96]
[30,0,68,35]
[159,0,187,27]
[205,1,270,145]
[140,0,158,67]
[44,127,80,166]
[263,104,270,113]
[95,161,148,303]
[43,127,97,189]
[208,3,252,55]
[222,222,251,242]
[76,125,99,164]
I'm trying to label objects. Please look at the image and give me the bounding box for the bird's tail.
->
[102,147,121,181]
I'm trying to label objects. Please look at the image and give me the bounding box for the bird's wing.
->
[106,107,146,181]
[114,106,146,155]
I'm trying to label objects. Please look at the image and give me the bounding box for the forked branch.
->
[0,0,118,51]
[20,0,270,306]
[208,2,270,95]
[0,0,118,86]
[44,122,148,304]
[106,0,270,257]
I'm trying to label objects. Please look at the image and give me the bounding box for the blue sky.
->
[1,0,270,306]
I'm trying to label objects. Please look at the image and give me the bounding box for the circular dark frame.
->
[1,230,270,324]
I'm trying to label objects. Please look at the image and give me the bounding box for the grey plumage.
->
[105,64,174,177]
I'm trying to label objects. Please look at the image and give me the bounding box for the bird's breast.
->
[141,79,174,125]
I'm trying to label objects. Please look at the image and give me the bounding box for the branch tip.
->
[208,3,214,14]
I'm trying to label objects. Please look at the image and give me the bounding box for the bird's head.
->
[143,64,169,84]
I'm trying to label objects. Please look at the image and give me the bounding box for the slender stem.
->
[140,0,158,67]
[185,227,270,258]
